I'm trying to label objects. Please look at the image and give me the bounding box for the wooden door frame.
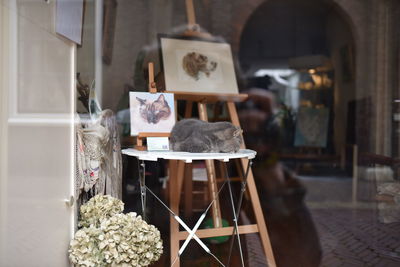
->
[0,2,78,264]
[0,1,9,262]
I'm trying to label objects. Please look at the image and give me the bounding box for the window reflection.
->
[76,0,400,266]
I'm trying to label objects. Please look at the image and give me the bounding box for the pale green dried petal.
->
[69,195,162,267]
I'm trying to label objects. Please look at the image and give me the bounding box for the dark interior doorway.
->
[239,0,356,177]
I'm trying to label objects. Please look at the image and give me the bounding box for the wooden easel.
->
[166,1,277,266]
[134,62,170,150]
[169,94,276,267]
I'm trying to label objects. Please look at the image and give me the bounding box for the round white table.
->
[121,148,256,267]
[121,148,256,162]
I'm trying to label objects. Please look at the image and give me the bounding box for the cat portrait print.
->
[129,92,175,136]
[136,94,171,124]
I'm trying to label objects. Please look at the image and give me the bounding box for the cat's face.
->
[136,94,171,124]
[220,126,242,139]
[231,126,243,145]
[216,125,243,143]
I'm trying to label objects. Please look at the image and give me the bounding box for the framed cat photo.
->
[129,92,176,136]
[159,35,239,94]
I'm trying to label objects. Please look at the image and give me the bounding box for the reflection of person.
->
[238,87,322,267]
[238,88,281,161]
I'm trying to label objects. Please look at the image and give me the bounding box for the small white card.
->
[147,137,170,151]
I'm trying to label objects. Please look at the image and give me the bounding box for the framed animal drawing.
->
[159,35,239,94]
[129,92,175,136]
[294,107,330,147]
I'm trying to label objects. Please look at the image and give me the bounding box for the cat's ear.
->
[156,94,166,103]
[136,97,146,105]
[222,126,240,138]
[233,128,243,137]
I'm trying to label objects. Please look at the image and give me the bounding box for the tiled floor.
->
[301,175,400,267]
[310,207,400,267]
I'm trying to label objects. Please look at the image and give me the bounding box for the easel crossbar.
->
[170,91,248,103]
[177,224,259,240]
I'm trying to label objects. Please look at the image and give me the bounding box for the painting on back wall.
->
[294,107,330,148]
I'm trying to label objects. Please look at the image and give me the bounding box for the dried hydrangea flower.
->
[69,195,163,267]
[79,194,124,228]
[69,226,106,267]
[100,213,163,266]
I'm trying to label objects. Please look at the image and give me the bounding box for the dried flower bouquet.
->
[69,195,163,267]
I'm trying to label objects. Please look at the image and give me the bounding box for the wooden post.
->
[352,144,359,203]
[184,164,193,218]
[183,0,213,39]
[148,62,157,93]
[185,0,196,27]
[169,160,180,266]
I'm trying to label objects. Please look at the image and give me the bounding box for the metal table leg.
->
[225,159,252,267]
[138,159,147,221]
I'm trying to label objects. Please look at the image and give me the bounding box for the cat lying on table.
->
[170,119,243,153]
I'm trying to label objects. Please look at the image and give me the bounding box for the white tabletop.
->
[121,149,256,163]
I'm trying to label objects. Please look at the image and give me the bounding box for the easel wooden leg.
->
[244,160,277,267]
[183,101,194,218]
[170,160,186,266]
[169,160,181,266]
[184,164,193,218]
[205,159,222,228]
[177,161,185,196]
[227,101,277,266]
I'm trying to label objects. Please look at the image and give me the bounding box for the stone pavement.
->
[310,207,400,267]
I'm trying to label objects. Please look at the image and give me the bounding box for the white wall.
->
[0,1,76,266]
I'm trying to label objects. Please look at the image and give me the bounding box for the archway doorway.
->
[239,0,357,181]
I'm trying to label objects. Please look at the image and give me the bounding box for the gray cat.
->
[170,119,243,153]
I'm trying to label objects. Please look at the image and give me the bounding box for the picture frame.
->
[129,92,175,136]
[294,107,330,148]
[159,35,239,94]
[55,0,84,45]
